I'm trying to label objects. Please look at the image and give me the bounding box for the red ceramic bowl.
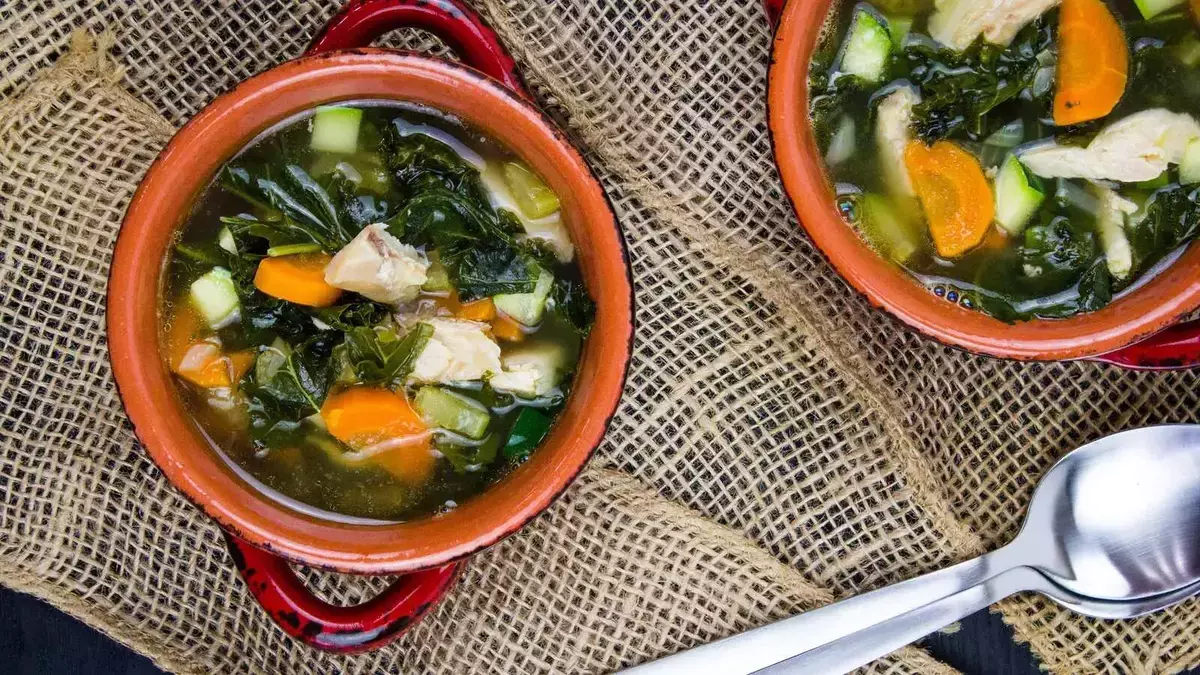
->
[767,0,1200,366]
[107,0,633,653]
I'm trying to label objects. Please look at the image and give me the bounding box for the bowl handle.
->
[306,0,529,99]
[1090,320,1200,369]
[764,0,786,27]
[224,532,459,653]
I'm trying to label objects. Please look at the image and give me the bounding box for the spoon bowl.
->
[1017,425,1200,601]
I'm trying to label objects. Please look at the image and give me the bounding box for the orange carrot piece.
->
[491,314,527,342]
[254,252,342,307]
[1194,0,1200,24]
[320,387,434,483]
[458,297,497,322]
[904,140,995,258]
[1054,0,1128,126]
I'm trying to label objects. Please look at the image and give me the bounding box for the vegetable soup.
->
[810,0,1200,321]
[163,102,594,521]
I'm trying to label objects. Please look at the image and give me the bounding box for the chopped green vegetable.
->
[1134,0,1187,20]
[341,323,433,388]
[189,267,240,328]
[503,407,553,461]
[855,194,922,263]
[494,268,555,326]
[421,251,453,292]
[267,242,323,257]
[502,161,561,219]
[994,156,1045,235]
[310,106,363,154]
[839,6,893,83]
[416,386,491,439]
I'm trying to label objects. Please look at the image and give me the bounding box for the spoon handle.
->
[752,566,1041,675]
[621,545,1023,675]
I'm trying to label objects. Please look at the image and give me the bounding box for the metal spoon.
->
[624,425,1200,675]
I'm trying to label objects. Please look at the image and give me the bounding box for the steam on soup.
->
[810,0,1200,321]
[162,102,594,521]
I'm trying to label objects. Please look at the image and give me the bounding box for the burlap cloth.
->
[2,1,1199,673]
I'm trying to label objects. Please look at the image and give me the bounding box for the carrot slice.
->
[320,387,434,483]
[1194,0,1200,24]
[491,314,527,342]
[1054,0,1128,126]
[458,297,497,322]
[904,140,995,258]
[254,252,342,307]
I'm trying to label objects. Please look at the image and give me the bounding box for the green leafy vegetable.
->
[342,323,434,387]
[904,17,1053,141]
[1130,185,1200,269]
[222,164,360,251]
[244,336,338,448]
[552,277,597,336]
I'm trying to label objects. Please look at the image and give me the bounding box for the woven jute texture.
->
[0,1,1197,673]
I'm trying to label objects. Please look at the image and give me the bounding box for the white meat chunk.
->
[929,0,1060,51]
[1092,186,1137,280]
[1019,109,1200,183]
[409,318,502,384]
[876,85,920,197]
[324,224,429,305]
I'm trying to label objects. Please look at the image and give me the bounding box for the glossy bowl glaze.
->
[768,0,1200,361]
[108,51,633,575]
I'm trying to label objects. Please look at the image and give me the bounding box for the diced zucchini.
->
[218,227,237,254]
[994,155,1045,235]
[857,194,922,263]
[885,15,913,48]
[415,386,491,440]
[1181,138,1200,184]
[503,407,553,461]
[1133,0,1185,19]
[422,251,453,292]
[839,6,893,83]
[189,267,240,329]
[310,106,363,154]
[493,269,554,326]
[502,161,561,219]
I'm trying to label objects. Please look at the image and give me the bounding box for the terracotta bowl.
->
[767,0,1200,364]
[107,0,633,652]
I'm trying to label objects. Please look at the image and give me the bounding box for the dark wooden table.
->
[0,585,1044,674]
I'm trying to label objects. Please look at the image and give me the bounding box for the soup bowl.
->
[766,0,1200,366]
[107,0,634,652]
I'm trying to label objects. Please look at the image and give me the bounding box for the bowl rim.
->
[767,0,1200,361]
[107,49,634,574]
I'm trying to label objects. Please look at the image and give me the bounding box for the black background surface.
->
[0,585,1060,674]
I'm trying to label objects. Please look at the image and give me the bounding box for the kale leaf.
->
[244,335,339,448]
[905,17,1053,141]
[1130,185,1200,270]
[222,164,359,251]
[445,243,540,301]
[552,277,597,336]
[342,323,433,388]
